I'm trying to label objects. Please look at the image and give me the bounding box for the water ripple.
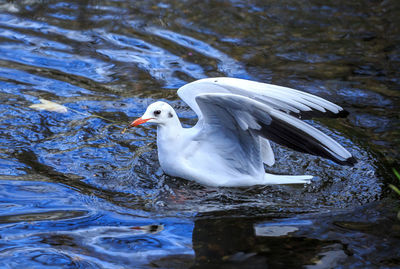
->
[0,44,113,83]
[97,30,206,87]
[147,27,249,78]
[0,67,92,97]
[0,13,93,42]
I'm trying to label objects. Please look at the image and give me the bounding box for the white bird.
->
[128,77,356,187]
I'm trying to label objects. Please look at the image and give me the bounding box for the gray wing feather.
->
[195,93,356,166]
[194,94,264,176]
[178,77,347,119]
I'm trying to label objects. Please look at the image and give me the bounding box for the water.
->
[0,0,399,268]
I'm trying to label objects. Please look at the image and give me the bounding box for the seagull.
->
[127,77,356,187]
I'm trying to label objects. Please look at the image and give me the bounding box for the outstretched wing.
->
[178,77,348,120]
[195,93,356,166]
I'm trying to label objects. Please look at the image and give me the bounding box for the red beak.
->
[129,117,153,127]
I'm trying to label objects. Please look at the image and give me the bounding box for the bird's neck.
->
[157,117,183,144]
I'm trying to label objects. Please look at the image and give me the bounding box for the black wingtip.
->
[293,109,350,120]
[258,114,357,167]
[343,156,357,166]
[337,109,350,118]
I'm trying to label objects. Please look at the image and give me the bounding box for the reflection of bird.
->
[128,78,356,187]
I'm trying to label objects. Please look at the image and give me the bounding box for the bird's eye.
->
[154,110,161,116]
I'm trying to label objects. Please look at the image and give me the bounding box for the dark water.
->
[0,0,399,268]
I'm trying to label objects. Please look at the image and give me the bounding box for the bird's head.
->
[128,101,177,127]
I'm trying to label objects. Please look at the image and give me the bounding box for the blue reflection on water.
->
[0,67,92,97]
[0,180,194,267]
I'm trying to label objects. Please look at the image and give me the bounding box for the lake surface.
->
[0,0,399,268]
